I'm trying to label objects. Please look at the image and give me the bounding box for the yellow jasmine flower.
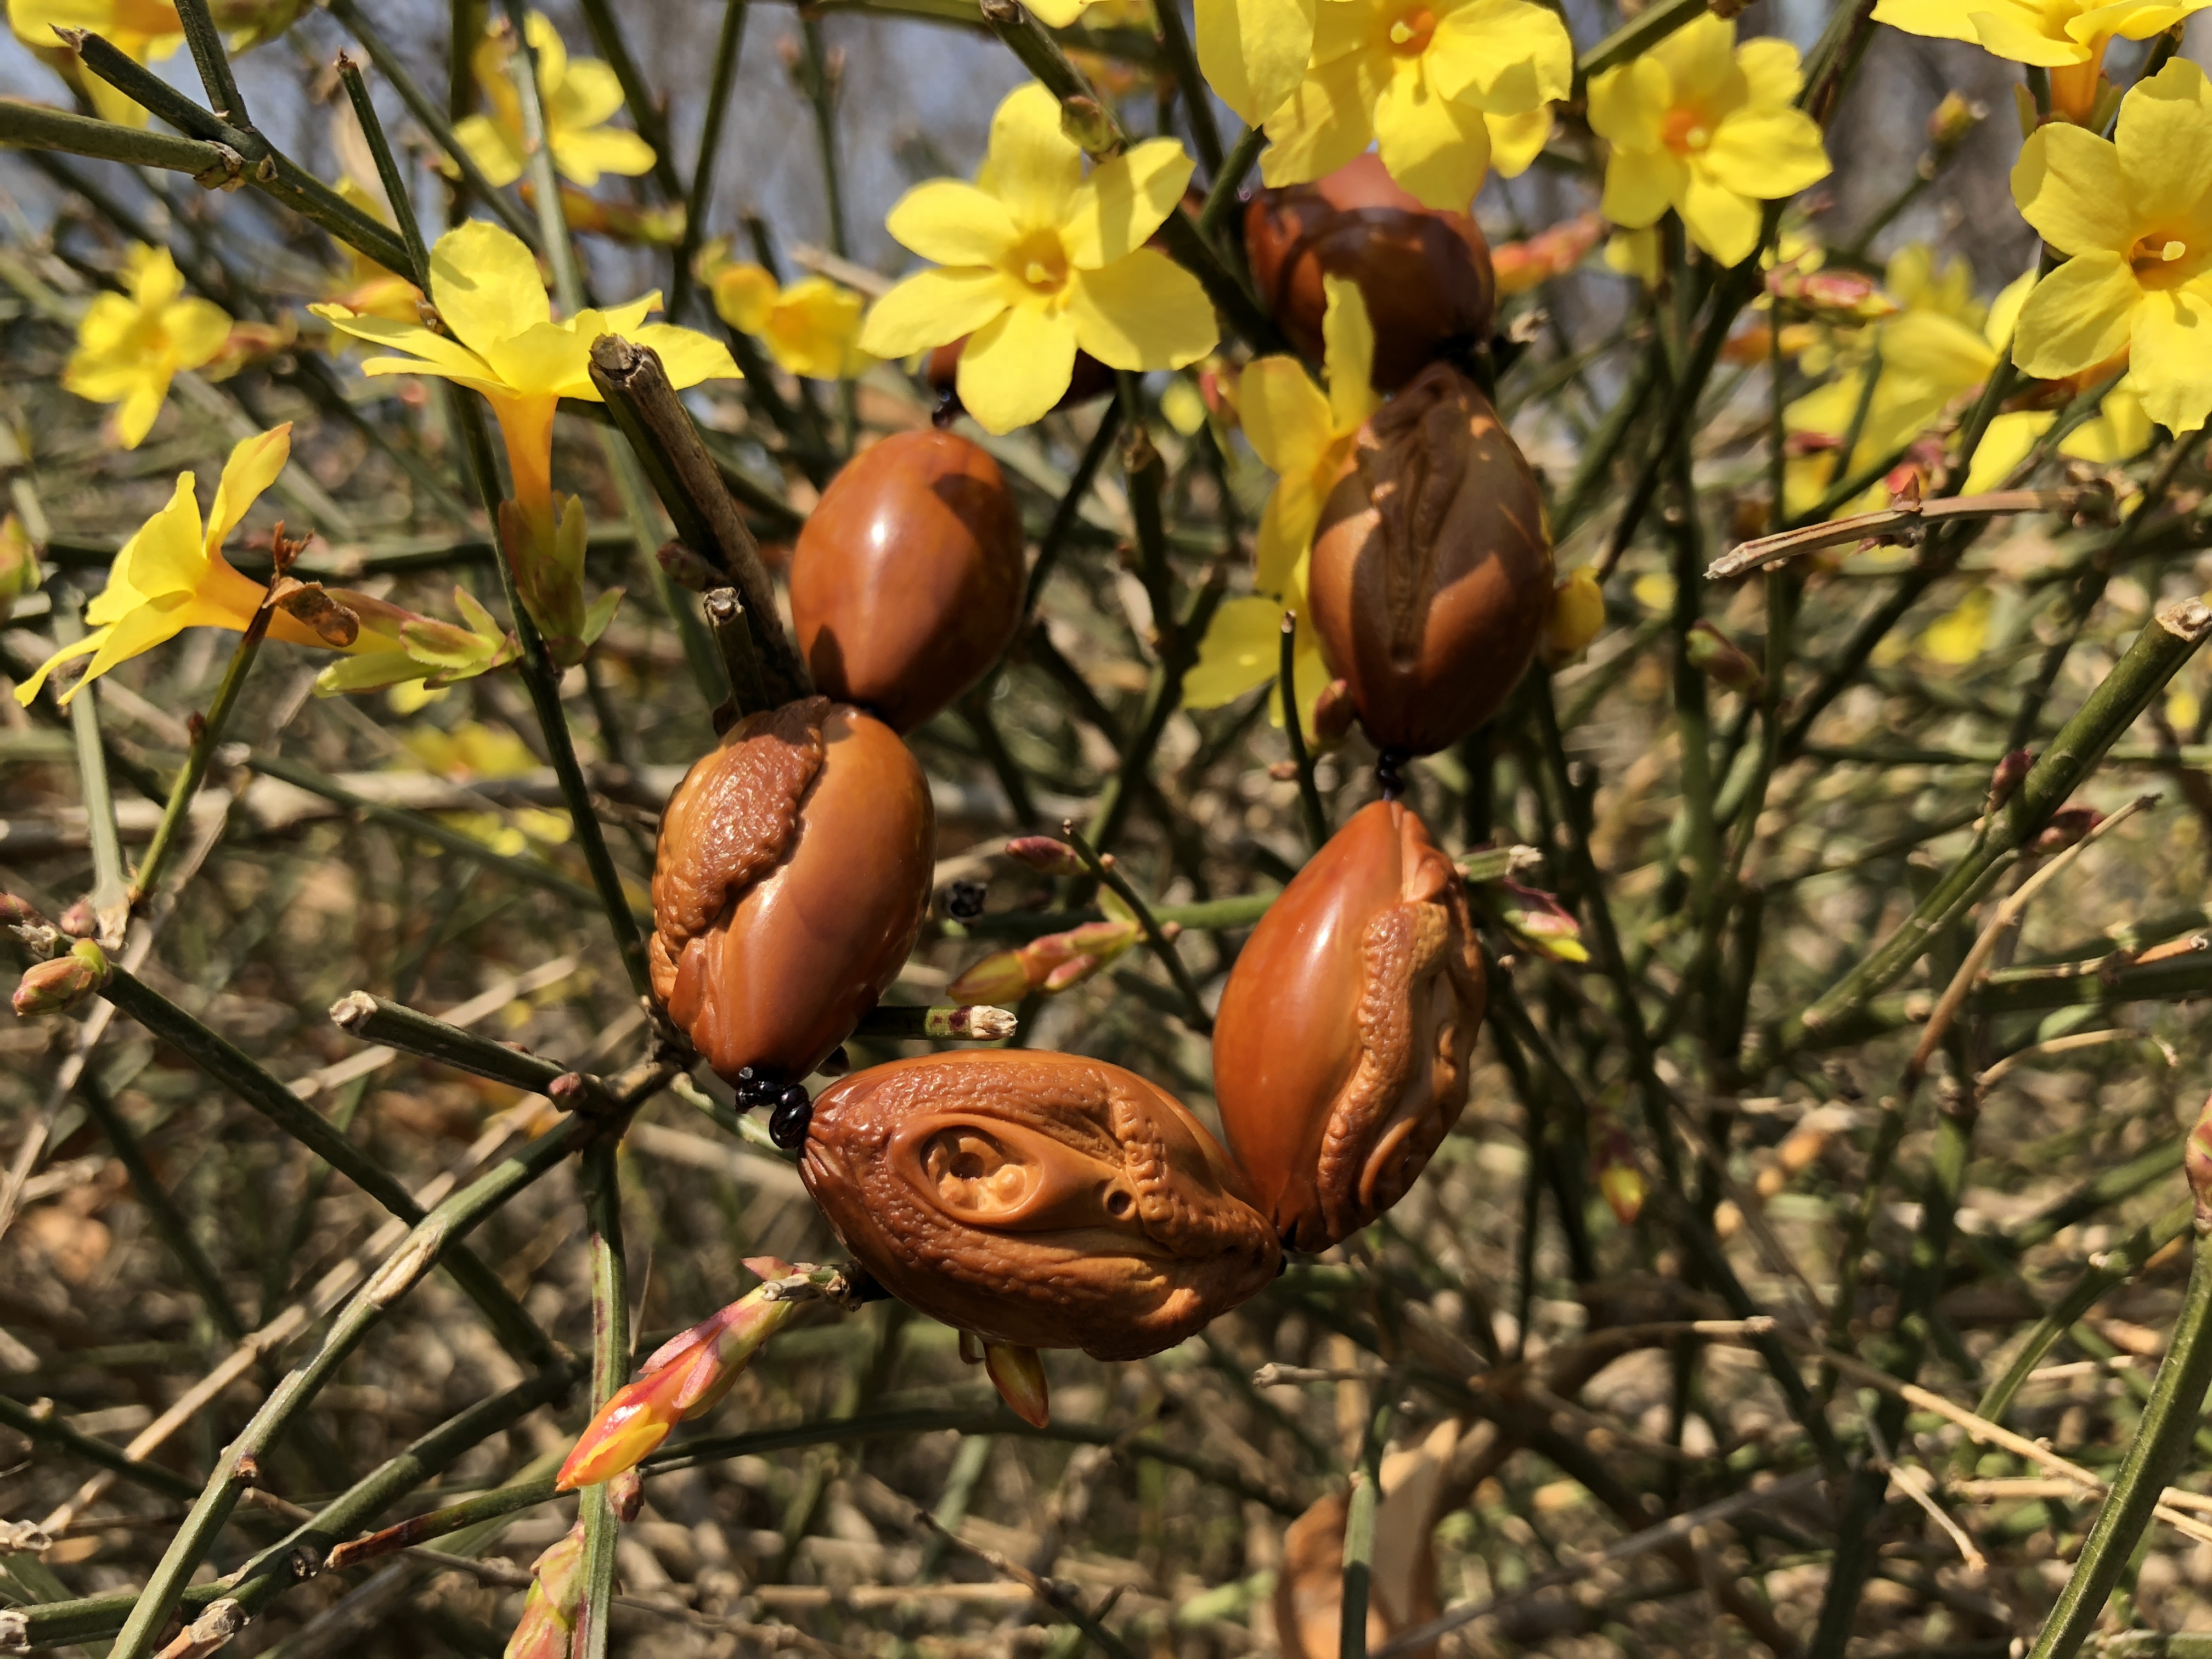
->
[453,10,656,189]
[1256,0,1573,211]
[858,83,1217,435]
[1960,373,2153,490]
[314,220,737,661]
[2009,58,2212,433]
[64,244,230,451]
[1587,15,1832,267]
[1871,0,2209,125]
[10,427,433,707]
[1030,0,1153,23]
[1185,276,1376,735]
[8,0,182,127]
[710,263,872,381]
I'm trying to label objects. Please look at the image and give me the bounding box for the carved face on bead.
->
[799,1052,1280,1359]
[1211,800,1487,1251]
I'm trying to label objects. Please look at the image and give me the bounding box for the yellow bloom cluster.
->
[859,84,1216,434]
[64,245,230,450]
[453,10,656,189]
[709,262,872,382]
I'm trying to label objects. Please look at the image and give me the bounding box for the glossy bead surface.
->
[789,430,1026,733]
[1308,362,1553,755]
[650,697,934,1083]
[1211,800,1486,1251]
[799,1051,1280,1359]
[1244,153,1497,392]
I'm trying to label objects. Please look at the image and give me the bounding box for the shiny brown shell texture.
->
[799,1050,1281,1359]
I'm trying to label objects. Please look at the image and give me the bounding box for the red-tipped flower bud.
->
[503,1522,585,1659]
[1004,836,1085,878]
[984,1341,1050,1427]
[1685,621,1765,697]
[14,940,109,1017]
[556,1258,802,1491]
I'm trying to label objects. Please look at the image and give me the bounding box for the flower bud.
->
[1491,212,1605,298]
[1486,879,1587,963]
[1685,622,1765,697]
[556,1258,801,1489]
[1927,91,1986,159]
[1595,1128,1645,1226]
[1212,801,1486,1250]
[13,940,110,1018]
[1309,363,1554,755]
[2034,805,2103,854]
[984,1341,1050,1427]
[608,1469,644,1522]
[504,1521,585,1659]
[1764,262,1896,327]
[2188,1092,2212,1228]
[657,540,725,594]
[651,698,934,1083]
[1988,748,2033,811]
[1245,153,1496,392]
[1538,567,1604,667]
[946,948,1037,1006]
[789,432,1025,733]
[1004,836,1085,877]
[946,918,1142,1003]
[798,1052,1279,1358]
[57,898,97,940]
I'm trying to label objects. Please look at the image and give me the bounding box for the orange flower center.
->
[2130,230,2202,289]
[1387,6,1437,55]
[1661,105,1713,155]
[1004,229,1071,298]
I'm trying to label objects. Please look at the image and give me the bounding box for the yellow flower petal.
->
[1183,595,1291,707]
[1587,55,1670,149]
[1678,170,1762,266]
[551,56,628,133]
[623,323,743,388]
[1735,36,1804,104]
[858,267,1009,357]
[13,631,103,708]
[1239,355,1334,478]
[1195,0,1317,125]
[1651,12,1743,105]
[1373,61,1492,210]
[1255,475,1326,597]
[1064,247,1217,369]
[112,378,170,450]
[1320,274,1376,431]
[1959,409,2052,493]
[1485,105,1553,177]
[1062,138,1194,267]
[1967,4,2087,61]
[2129,284,2212,432]
[553,124,658,186]
[711,264,779,334]
[1425,0,1571,111]
[887,179,1020,266]
[1260,50,1382,186]
[1870,0,1984,44]
[310,304,503,386]
[2063,375,2154,460]
[2010,120,2130,255]
[2115,58,2212,229]
[453,111,526,188]
[162,297,233,370]
[976,83,1084,230]
[91,473,202,620]
[1601,144,1685,230]
[957,304,1080,433]
[206,424,291,550]
[1027,0,1087,22]
[2012,250,2137,378]
[430,221,552,362]
[1704,105,1830,201]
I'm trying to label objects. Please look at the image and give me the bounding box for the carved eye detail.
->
[1104,1187,1135,1220]
[921,1127,1037,1222]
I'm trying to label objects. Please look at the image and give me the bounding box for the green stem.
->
[49,586,129,942]
[334,53,432,291]
[572,1143,628,1659]
[130,600,274,910]
[100,967,555,1367]
[1338,1390,1397,1659]
[329,991,608,1104]
[1280,611,1327,850]
[67,32,412,274]
[1574,0,1706,81]
[1063,821,1213,1034]
[0,95,241,179]
[1150,0,1222,175]
[1021,403,1124,622]
[1786,598,2212,1047]
[324,0,543,252]
[101,1113,595,1658]
[171,0,247,125]
[0,1393,199,1503]
[2027,1218,2212,1659]
[1199,125,1263,241]
[672,0,750,319]
[573,0,684,201]
[799,16,851,262]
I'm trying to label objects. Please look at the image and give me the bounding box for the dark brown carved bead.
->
[1309,362,1553,756]
[799,1051,1280,1358]
[788,430,1027,735]
[650,697,934,1082]
[1211,800,1486,1251]
[1244,153,1497,393]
